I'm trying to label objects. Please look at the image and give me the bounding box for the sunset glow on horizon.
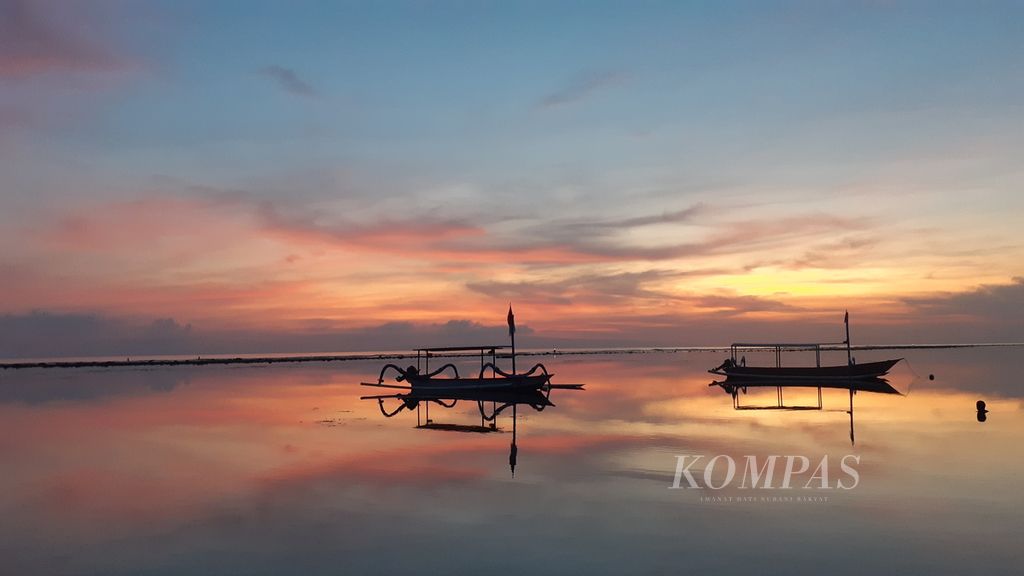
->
[3,1,1023,357]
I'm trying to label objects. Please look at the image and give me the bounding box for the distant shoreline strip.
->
[2,342,1022,370]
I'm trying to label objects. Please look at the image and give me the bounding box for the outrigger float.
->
[360,377,573,476]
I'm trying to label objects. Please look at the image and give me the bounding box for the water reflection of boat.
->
[710,376,901,445]
[364,387,556,420]
[710,377,902,410]
[362,381,582,476]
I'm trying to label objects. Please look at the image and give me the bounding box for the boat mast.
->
[845,310,854,444]
[507,304,516,375]
[844,310,852,366]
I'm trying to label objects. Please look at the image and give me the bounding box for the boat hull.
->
[709,358,901,380]
[407,388,555,405]
[405,373,552,392]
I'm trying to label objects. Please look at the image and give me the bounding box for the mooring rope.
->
[900,358,923,397]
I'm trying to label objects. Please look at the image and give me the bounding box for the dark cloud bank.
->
[0,312,536,359]
[1,277,1022,360]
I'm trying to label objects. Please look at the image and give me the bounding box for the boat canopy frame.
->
[414,345,508,374]
[728,342,848,368]
[716,379,825,411]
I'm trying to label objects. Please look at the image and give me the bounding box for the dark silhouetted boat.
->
[709,357,901,381]
[371,359,554,392]
[708,311,901,381]
[362,308,556,393]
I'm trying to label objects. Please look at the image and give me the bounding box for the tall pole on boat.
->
[844,310,852,366]
[507,304,516,375]
[845,310,854,444]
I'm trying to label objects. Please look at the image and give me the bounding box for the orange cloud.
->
[4,186,1022,350]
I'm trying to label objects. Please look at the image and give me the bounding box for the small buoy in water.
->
[977,400,987,412]
[928,374,935,380]
[977,400,988,423]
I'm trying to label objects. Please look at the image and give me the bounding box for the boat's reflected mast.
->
[509,403,518,476]
[849,398,855,446]
[845,310,855,445]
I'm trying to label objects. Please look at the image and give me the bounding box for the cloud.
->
[466,269,723,305]
[684,293,795,315]
[512,211,871,264]
[165,187,872,269]
[904,277,1024,317]
[0,367,191,404]
[902,278,1024,341]
[258,65,316,97]
[538,70,629,109]
[555,203,709,236]
[0,311,535,359]
[253,198,482,248]
[0,312,195,359]
[0,0,123,77]
[760,235,881,271]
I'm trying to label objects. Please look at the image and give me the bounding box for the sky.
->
[2,0,1023,357]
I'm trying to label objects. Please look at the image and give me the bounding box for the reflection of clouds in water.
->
[0,361,384,405]
[9,427,1021,576]
[0,367,193,404]
[889,347,1024,397]
[2,351,1024,574]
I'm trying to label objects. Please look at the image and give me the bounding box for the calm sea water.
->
[1,347,1021,575]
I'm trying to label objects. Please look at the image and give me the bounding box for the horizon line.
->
[3,341,1022,370]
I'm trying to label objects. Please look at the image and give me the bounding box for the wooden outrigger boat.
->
[708,312,901,381]
[363,308,560,392]
[362,307,571,395]
[710,357,901,380]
